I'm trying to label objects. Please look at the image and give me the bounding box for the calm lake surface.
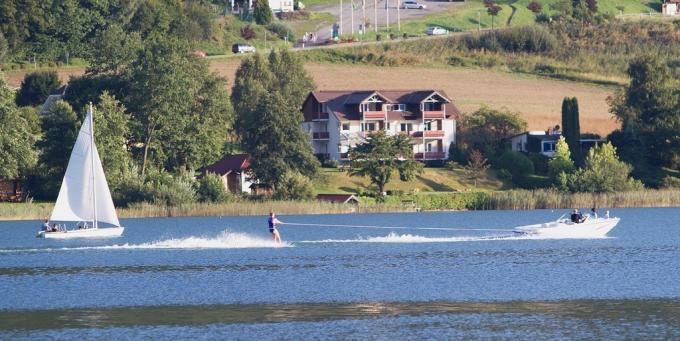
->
[1,208,680,339]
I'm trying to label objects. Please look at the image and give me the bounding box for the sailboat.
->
[37,104,124,239]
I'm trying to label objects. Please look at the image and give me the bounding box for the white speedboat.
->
[513,215,619,238]
[37,105,124,239]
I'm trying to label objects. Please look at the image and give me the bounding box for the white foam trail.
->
[299,232,611,244]
[1,230,290,253]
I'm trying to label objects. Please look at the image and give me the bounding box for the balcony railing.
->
[312,112,329,120]
[312,131,330,140]
[423,111,445,119]
[363,111,385,119]
[411,130,445,138]
[414,152,446,160]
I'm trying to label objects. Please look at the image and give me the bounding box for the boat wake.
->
[1,230,290,253]
[299,232,611,244]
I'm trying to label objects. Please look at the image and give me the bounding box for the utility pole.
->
[340,0,343,35]
[386,0,389,30]
[362,0,366,37]
[397,1,400,32]
[374,0,377,33]
[351,0,355,35]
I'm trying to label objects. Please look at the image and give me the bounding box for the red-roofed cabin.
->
[202,154,253,194]
[316,194,360,204]
[0,178,24,202]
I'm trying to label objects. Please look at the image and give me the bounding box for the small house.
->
[316,194,360,204]
[202,154,253,194]
[663,0,680,15]
[0,178,24,202]
[510,130,606,157]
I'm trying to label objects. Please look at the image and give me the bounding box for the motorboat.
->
[513,215,619,238]
[37,104,124,239]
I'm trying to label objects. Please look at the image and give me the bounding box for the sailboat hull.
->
[37,227,124,239]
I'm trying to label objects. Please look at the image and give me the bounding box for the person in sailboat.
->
[268,212,283,243]
[42,218,51,232]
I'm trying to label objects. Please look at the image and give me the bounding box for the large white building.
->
[301,90,459,162]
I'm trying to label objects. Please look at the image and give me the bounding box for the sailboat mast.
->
[89,103,98,229]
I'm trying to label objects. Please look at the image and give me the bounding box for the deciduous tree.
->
[564,142,642,193]
[458,106,527,157]
[465,149,490,187]
[0,76,37,179]
[548,136,574,183]
[253,0,273,25]
[15,71,61,107]
[348,131,423,194]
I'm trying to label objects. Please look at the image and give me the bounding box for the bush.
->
[322,159,340,168]
[497,168,512,180]
[662,176,680,189]
[241,25,256,40]
[274,171,315,200]
[494,151,535,179]
[527,153,550,175]
[466,25,557,53]
[448,142,469,165]
[15,71,62,107]
[514,174,552,189]
[196,173,232,202]
[267,22,296,41]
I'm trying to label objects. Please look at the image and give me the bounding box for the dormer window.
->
[385,104,405,111]
[317,103,327,113]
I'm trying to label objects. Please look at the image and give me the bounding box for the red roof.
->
[203,154,250,175]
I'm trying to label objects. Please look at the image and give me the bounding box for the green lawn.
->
[398,0,659,35]
[313,165,508,194]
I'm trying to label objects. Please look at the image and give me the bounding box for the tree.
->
[564,142,642,193]
[274,171,315,200]
[548,136,574,183]
[0,76,37,179]
[527,1,542,14]
[87,24,143,74]
[196,173,232,202]
[245,92,319,188]
[0,31,7,67]
[231,50,318,188]
[253,0,273,25]
[32,100,80,198]
[609,55,679,169]
[125,35,233,175]
[348,131,423,194]
[465,149,490,187]
[15,71,62,107]
[487,4,502,29]
[561,97,581,163]
[93,92,133,191]
[458,106,527,157]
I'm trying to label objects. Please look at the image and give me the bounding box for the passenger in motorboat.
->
[590,207,598,219]
[570,209,585,223]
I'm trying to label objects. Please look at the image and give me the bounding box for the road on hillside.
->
[305,0,466,43]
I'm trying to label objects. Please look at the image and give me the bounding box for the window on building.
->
[361,122,377,131]
[400,123,412,132]
[424,121,433,131]
[342,123,350,131]
[425,143,433,152]
[543,142,556,152]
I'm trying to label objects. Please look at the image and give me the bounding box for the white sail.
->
[50,107,120,227]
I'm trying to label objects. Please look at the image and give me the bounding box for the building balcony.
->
[414,152,446,160]
[411,130,445,138]
[312,112,329,121]
[363,111,385,120]
[423,111,445,119]
[312,131,330,140]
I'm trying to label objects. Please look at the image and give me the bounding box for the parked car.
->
[232,43,256,54]
[401,0,426,9]
[426,26,447,36]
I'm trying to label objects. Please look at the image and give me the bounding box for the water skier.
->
[268,212,283,243]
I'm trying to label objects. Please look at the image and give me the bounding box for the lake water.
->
[1,208,680,339]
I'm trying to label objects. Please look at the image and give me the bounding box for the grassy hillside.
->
[313,166,507,194]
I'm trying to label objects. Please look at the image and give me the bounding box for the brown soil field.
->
[5,61,618,135]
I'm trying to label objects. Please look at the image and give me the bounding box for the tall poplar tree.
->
[561,97,581,164]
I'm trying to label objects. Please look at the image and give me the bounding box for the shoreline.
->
[2,189,680,221]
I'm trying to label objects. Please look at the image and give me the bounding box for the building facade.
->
[202,154,254,194]
[510,130,605,157]
[301,90,459,162]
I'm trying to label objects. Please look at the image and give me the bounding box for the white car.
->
[426,26,447,36]
[401,0,426,9]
